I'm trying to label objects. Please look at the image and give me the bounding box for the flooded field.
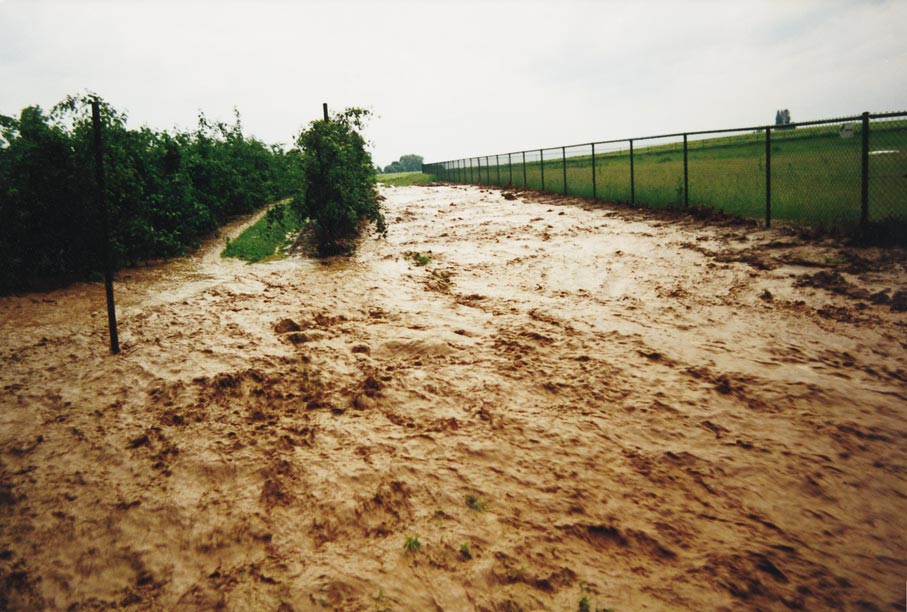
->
[1,185,906,611]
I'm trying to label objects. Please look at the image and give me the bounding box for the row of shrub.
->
[0,94,305,292]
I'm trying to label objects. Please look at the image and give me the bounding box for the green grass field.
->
[222,201,304,263]
[376,171,436,186]
[430,119,907,230]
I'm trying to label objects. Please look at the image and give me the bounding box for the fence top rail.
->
[871,111,907,120]
[425,110,907,167]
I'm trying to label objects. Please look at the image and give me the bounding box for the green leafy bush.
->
[293,108,384,255]
[0,94,304,292]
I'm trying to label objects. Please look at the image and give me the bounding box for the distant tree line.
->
[775,109,793,128]
[379,154,423,174]
[0,95,305,292]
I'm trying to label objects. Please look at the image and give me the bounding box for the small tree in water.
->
[293,107,385,255]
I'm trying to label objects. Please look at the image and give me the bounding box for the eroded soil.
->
[1,185,906,611]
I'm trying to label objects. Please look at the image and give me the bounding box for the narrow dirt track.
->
[1,185,906,611]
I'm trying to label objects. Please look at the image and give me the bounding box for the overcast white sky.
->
[1,0,905,167]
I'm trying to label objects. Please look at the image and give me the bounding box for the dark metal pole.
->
[629,139,635,203]
[591,143,597,200]
[486,156,490,184]
[540,149,545,191]
[683,133,689,208]
[861,111,870,231]
[522,151,527,187]
[496,155,501,185]
[765,127,772,228]
[323,103,329,121]
[508,153,513,186]
[562,146,568,195]
[92,99,120,355]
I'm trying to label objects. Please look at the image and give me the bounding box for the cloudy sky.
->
[1,0,905,167]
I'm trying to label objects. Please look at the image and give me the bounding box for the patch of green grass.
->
[403,250,431,266]
[403,533,422,553]
[377,171,435,186]
[222,201,304,263]
[374,589,395,612]
[465,494,487,511]
[459,543,472,560]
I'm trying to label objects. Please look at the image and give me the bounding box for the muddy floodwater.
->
[1,185,906,611]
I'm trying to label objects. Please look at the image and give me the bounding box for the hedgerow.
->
[0,94,303,292]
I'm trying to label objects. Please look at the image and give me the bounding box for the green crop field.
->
[431,119,907,231]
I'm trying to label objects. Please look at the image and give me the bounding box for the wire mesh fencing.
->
[423,111,907,239]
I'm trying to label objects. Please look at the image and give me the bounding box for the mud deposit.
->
[2,185,906,611]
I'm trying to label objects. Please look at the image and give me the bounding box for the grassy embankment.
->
[376,171,436,186]
[444,120,907,227]
[222,201,304,263]
[224,171,436,262]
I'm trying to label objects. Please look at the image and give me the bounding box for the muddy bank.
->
[1,185,906,611]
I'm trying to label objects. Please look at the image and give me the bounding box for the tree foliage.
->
[381,153,423,174]
[292,108,384,255]
[775,109,792,126]
[0,94,303,292]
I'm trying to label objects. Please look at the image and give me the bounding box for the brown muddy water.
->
[1,185,906,611]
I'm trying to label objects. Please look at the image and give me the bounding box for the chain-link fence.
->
[423,112,907,238]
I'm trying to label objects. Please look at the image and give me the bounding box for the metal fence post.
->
[765,127,772,228]
[522,151,527,187]
[496,155,501,185]
[540,149,545,191]
[629,139,635,203]
[683,133,689,208]
[508,153,513,186]
[91,98,120,355]
[861,111,870,231]
[562,146,568,195]
[591,143,597,200]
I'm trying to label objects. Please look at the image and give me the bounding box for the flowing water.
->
[1,185,906,611]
